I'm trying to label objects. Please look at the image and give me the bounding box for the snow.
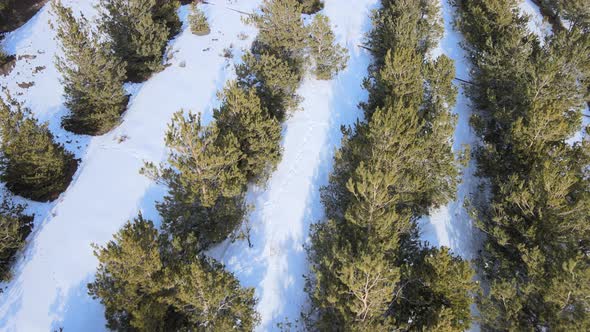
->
[208,0,379,330]
[519,0,553,42]
[0,1,260,331]
[420,0,480,260]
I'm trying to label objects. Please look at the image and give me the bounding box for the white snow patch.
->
[208,0,379,330]
[420,0,480,261]
[0,1,259,331]
[519,0,553,42]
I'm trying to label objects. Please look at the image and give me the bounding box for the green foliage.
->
[189,3,210,36]
[155,0,182,37]
[306,1,475,330]
[141,111,247,253]
[88,215,260,331]
[247,0,308,71]
[52,0,129,135]
[454,0,590,329]
[298,0,323,14]
[98,0,179,82]
[236,52,301,120]
[88,215,167,331]
[0,197,32,282]
[166,256,260,330]
[0,48,10,64]
[391,247,478,331]
[0,97,77,201]
[214,82,282,184]
[368,0,443,66]
[307,14,348,80]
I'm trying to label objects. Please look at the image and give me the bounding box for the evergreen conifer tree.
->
[88,214,260,331]
[236,52,301,120]
[0,197,32,282]
[298,0,323,14]
[52,0,129,135]
[165,256,260,330]
[0,97,77,201]
[141,111,247,252]
[307,14,348,80]
[88,215,168,331]
[214,82,282,183]
[189,3,210,36]
[98,0,179,82]
[454,0,590,329]
[247,0,308,72]
[306,1,476,330]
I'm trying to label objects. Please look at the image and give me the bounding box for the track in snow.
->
[209,0,379,330]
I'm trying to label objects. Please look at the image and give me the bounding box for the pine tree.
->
[236,52,301,120]
[307,1,475,329]
[52,0,129,135]
[298,0,323,14]
[98,0,179,82]
[154,0,182,37]
[141,111,247,252]
[391,247,477,331]
[0,197,32,282]
[0,97,77,201]
[188,3,210,36]
[307,14,348,80]
[89,215,260,331]
[165,256,260,330]
[215,82,282,183]
[247,0,308,71]
[454,0,590,329]
[88,215,168,331]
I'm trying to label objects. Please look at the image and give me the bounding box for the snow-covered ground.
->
[519,0,553,42]
[0,1,260,331]
[209,0,379,330]
[419,1,480,261]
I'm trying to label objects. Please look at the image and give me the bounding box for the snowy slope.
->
[209,0,379,330]
[0,1,260,331]
[419,1,480,261]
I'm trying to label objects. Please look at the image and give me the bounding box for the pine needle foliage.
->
[189,3,210,36]
[52,0,129,135]
[214,82,282,184]
[0,197,32,282]
[98,0,180,82]
[88,215,260,331]
[141,111,247,253]
[306,0,476,330]
[454,0,590,329]
[307,14,348,80]
[298,0,323,14]
[0,97,77,202]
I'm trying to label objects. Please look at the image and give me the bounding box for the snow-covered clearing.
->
[208,0,379,330]
[419,1,480,261]
[0,1,259,331]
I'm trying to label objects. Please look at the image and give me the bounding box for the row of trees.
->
[305,0,477,330]
[0,0,183,284]
[88,1,347,330]
[454,0,590,329]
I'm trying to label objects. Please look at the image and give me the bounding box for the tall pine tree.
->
[52,0,129,135]
[98,0,179,82]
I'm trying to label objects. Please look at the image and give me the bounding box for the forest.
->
[0,0,588,331]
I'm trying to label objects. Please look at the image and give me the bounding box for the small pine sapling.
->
[189,3,210,36]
